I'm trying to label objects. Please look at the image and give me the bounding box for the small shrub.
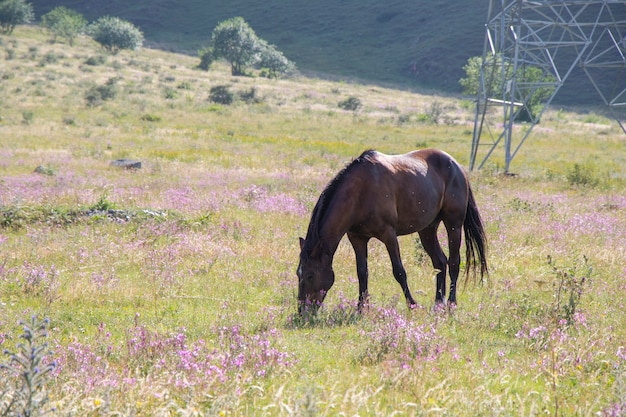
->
[205,103,224,112]
[338,96,362,111]
[549,255,591,326]
[163,87,177,99]
[21,110,34,124]
[197,47,214,71]
[425,101,444,124]
[85,77,120,107]
[415,102,446,125]
[38,51,58,66]
[209,85,234,105]
[416,113,431,123]
[397,113,411,125]
[84,55,107,66]
[140,113,161,122]
[91,193,116,211]
[34,165,55,176]
[566,163,599,187]
[0,316,56,416]
[582,113,610,125]
[62,115,76,125]
[239,87,261,104]
[27,45,38,59]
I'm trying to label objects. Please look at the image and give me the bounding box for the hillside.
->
[29,0,486,92]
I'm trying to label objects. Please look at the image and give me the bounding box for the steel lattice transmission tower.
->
[470,0,626,172]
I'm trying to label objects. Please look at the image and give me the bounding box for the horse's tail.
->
[464,186,488,283]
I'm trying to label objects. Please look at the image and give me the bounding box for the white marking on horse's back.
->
[378,152,428,177]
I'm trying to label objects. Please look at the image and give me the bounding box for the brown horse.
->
[297,149,487,313]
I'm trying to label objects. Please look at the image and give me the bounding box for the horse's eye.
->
[305,274,314,282]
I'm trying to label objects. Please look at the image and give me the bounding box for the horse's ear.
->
[299,237,305,250]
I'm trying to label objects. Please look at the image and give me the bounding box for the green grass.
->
[0,27,625,416]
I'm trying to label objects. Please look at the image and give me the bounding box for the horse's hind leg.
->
[418,225,448,304]
[444,220,463,305]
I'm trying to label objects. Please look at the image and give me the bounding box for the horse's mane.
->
[302,149,377,256]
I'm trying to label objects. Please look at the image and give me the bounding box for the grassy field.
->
[1,27,626,416]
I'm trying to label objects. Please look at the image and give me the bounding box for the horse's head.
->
[297,237,335,314]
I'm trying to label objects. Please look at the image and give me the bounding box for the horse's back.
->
[354,149,467,234]
[375,149,466,187]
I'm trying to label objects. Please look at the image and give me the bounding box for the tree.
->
[0,0,33,34]
[459,55,486,96]
[211,17,260,76]
[256,40,296,78]
[41,6,86,45]
[459,54,555,121]
[87,16,143,53]
[207,17,295,78]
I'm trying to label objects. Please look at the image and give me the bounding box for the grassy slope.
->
[29,0,485,91]
[0,27,625,415]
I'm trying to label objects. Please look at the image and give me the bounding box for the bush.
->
[163,87,176,99]
[421,101,443,124]
[87,16,143,53]
[0,316,56,417]
[209,85,234,105]
[338,96,362,111]
[84,55,106,66]
[41,6,86,45]
[85,77,119,107]
[257,41,296,78]
[21,110,33,124]
[238,87,261,104]
[197,47,214,71]
[566,163,600,188]
[0,0,33,34]
[140,113,161,122]
[38,51,58,66]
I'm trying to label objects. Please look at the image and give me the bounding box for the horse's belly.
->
[394,197,440,235]
[395,219,430,236]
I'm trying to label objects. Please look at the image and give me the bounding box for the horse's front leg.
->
[348,233,370,312]
[380,230,417,309]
